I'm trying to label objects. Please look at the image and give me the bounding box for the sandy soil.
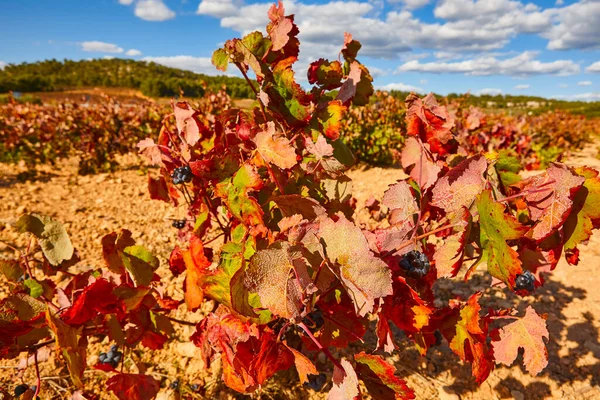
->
[1,149,599,399]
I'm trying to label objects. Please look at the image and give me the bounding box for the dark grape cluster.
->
[515,270,535,292]
[169,379,180,390]
[399,250,431,279]
[172,219,186,229]
[14,384,39,399]
[302,308,325,332]
[304,373,327,391]
[98,344,122,368]
[190,383,200,392]
[171,165,193,185]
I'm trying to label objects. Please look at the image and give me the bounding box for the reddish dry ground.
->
[0,149,599,399]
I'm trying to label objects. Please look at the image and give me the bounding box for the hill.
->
[387,90,600,118]
[0,58,254,99]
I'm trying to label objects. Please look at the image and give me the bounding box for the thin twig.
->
[166,316,198,327]
[298,322,343,370]
[33,350,41,398]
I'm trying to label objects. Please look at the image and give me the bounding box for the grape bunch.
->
[172,219,187,229]
[14,384,39,399]
[98,344,122,368]
[169,379,180,390]
[515,270,535,292]
[302,308,325,332]
[171,165,193,185]
[399,250,431,279]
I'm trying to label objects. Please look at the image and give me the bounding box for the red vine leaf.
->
[173,101,202,146]
[61,278,119,326]
[46,310,86,388]
[400,137,441,190]
[319,215,393,317]
[564,167,600,257]
[405,93,455,155]
[329,358,361,400]
[267,2,293,52]
[432,156,488,213]
[354,352,415,400]
[182,235,213,311]
[434,207,472,278]
[439,293,493,383]
[477,190,527,288]
[137,138,164,166]
[492,306,549,376]
[254,121,297,169]
[519,163,584,241]
[106,373,160,400]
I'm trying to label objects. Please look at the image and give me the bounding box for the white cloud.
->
[544,0,600,50]
[587,61,600,73]
[118,0,134,4]
[195,0,560,63]
[0,61,6,70]
[377,82,425,93]
[578,80,593,86]
[197,0,240,18]
[366,65,387,78]
[397,51,580,76]
[419,79,428,84]
[142,55,218,74]
[388,0,431,10]
[103,56,116,60]
[476,88,503,95]
[555,0,564,4]
[515,84,530,89]
[80,41,124,53]
[554,92,600,101]
[126,49,142,56]
[134,0,175,21]
[558,83,568,88]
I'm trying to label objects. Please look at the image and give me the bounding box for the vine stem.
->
[166,316,198,327]
[497,179,556,203]
[298,322,343,370]
[33,350,41,398]
[235,62,268,121]
[381,221,462,259]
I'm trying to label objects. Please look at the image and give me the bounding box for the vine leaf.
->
[106,373,160,400]
[121,245,159,287]
[46,309,86,388]
[382,181,419,225]
[254,121,297,169]
[136,138,164,166]
[308,59,344,90]
[329,358,361,400]
[432,156,488,213]
[182,236,213,311]
[477,190,527,288]
[405,93,455,155]
[440,293,493,383]
[434,207,472,278]
[319,215,393,317]
[266,2,293,51]
[492,306,549,376]
[102,229,136,274]
[61,278,119,326]
[400,137,441,190]
[244,242,315,320]
[16,213,74,266]
[336,61,373,106]
[564,167,600,257]
[519,163,584,241]
[285,344,318,384]
[173,101,203,146]
[354,352,415,400]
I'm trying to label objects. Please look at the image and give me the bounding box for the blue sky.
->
[1,0,599,100]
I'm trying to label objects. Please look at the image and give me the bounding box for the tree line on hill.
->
[0,58,255,99]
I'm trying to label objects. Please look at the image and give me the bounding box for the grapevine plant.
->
[3,3,600,399]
